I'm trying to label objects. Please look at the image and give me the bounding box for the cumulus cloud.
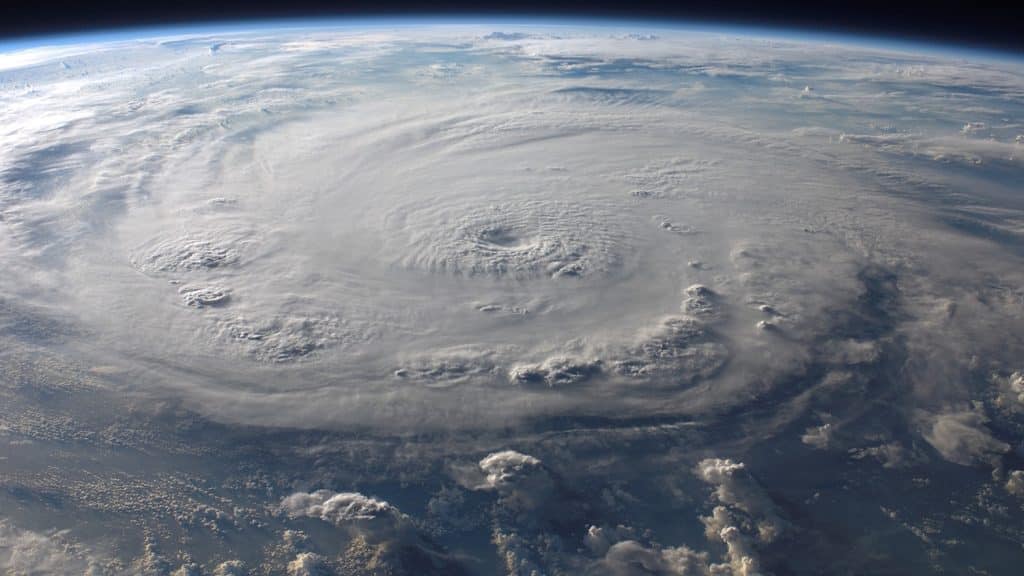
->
[695,458,785,543]
[995,371,1024,408]
[463,450,557,511]
[566,503,769,576]
[611,316,728,385]
[1012,372,1024,401]
[278,490,467,575]
[680,284,721,319]
[1005,470,1024,498]
[584,525,637,557]
[691,458,794,575]
[460,449,593,574]
[700,507,762,576]
[280,490,393,524]
[478,450,543,489]
[801,423,833,449]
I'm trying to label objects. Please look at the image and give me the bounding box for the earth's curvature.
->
[1,21,1024,575]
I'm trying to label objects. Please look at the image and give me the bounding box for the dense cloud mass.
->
[1,22,1023,575]
[281,491,394,524]
[477,451,544,490]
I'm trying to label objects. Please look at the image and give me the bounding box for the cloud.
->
[584,524,638,557]
[611,316,728,385]
[583,525,713,576]
[130,233,247,274]
[693,458,790,574]
[700,507,762,576]
[7,19,1018,441]
[1012,372,1024,402]
[695,458,785,543]
[212,561,247,576]
[278,491,468,575]
[509,355,602,387]
[461,449,597,574]
[0,522,102,575]
[214,313,352,363]
[801,423,833,449]
[172,561,203,576]
[921,410,1009,466]
[280,490,393,524]
[995,371,1024,408]
[179,285,231,308]
[483,31,533,41]
[1006,470,1024,498]
[589,540,711,576]
[838,131,1023,168]
[393,346,501,387]
[849,442,923,469]
[385,198,627,279]
[3,22,1024,576]
[477,450,543,488]
[680,284,721,320]
[287,552,329,576]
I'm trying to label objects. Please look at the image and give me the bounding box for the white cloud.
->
[477,450,546,492]
[3,22,1024,575]
[997,371,1024,407]
[838,131,1023,167]
[2,22,1020,443]
[700,507,762,576]
[695,458,784,543]
[801,423,833,449]
[280,490,393,524]
[691,458,793,574]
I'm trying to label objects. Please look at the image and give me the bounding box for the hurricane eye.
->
[478,226,523,247]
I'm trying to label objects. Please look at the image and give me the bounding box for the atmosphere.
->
[1,1,1023,52]
[1,12,1023,576]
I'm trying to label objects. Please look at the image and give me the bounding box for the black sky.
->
[1,0,1021,54]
